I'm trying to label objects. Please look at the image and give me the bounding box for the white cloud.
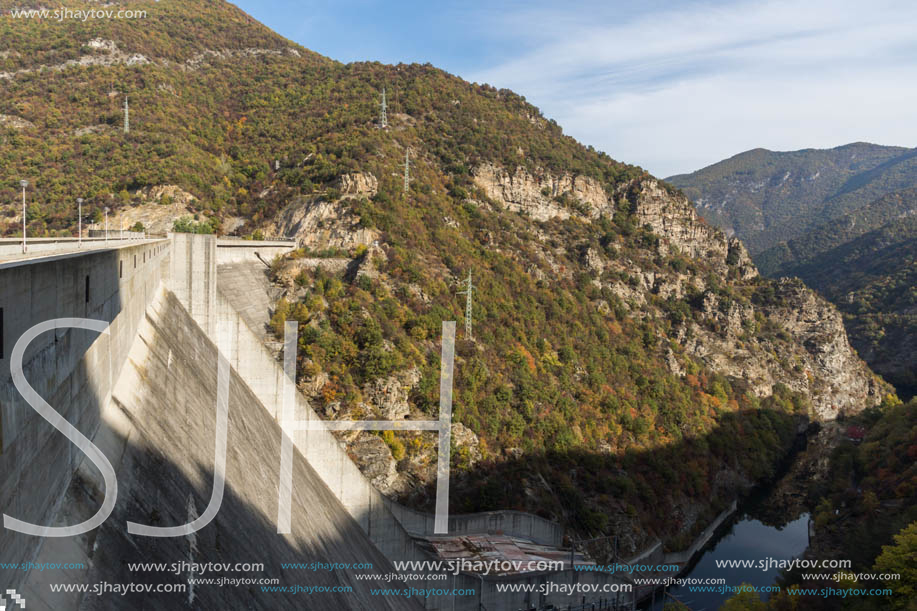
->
[467,0,917,176]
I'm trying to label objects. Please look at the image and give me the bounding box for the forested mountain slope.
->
[666,143,917,254]
[759,192,917,399]
[671,146,917,399]
[0,0,892,553]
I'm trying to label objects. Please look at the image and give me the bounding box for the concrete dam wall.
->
[40,289,417,610]
[0,235,629,610]
[0,240,168,592]
[0,239,420,609]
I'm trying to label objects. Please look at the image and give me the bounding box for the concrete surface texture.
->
[169,233,218,336]
[18,289,419,610]
[1,234,631,611]
[216,261,281,343]
[0,240,168,595]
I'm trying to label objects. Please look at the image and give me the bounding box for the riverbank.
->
[624,419,817,606]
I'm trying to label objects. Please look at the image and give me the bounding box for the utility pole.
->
[104,207,110,244]
[403,148,410,196]
[379,87,388,129]
[77,198,83,248]
[457,271,474,341]
[123,95,129,134]
[20,179,28,254]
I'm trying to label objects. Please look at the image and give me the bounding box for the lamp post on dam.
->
[77,198,84,248]
[20,179,28,254]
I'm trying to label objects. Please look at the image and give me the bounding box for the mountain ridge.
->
[672,140,916,400]
[0,0,892,555]
[759,189,917,399]
[666,142,917,254]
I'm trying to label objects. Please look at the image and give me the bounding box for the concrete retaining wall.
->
[383,500,564,547]
[0,239,169,593]
[215,238,297,265]
[663,500,737,566]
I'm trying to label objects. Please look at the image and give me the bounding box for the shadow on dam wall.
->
[0,241,168,597]
[14,289,419,610]
[3,238,626,611]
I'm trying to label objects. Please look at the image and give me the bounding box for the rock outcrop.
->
[106,186,197,234]
[363,367,422,420]
[473,163,611,221]
[337,172,379,197]
[586,177,887,419]
[760,279,886,418]
[627,178,757,279]
[138,184,198,207]
[347,434,411,496]
[452,423,482,467]
[0,114,34,129]
[272,196,379,250]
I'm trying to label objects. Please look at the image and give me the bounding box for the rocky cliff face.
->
[256,161,888,558]
[472,166,887,420]
[473,162,611,221]
[681,278,886,419]
[265,164,887,517]
[288,164,886,424]
[473,167,758,279]
[270,193,380,249]
[337,172,379,197]
[627,178,758,280]
[627,180,886,419]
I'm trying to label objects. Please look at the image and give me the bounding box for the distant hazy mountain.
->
[759,190,917,398]
[757,188,917,276]
[666,143,917,254]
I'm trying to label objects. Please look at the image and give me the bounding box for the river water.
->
[649,509,810,610]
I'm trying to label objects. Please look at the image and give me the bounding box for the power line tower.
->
[403,148,411,196]
[457,271,475,341]
[123,95,129,134]
[379,87,388,129]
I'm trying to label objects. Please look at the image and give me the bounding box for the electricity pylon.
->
[403,148,410,196]
[457,271,474,341]
[380,87,388,129]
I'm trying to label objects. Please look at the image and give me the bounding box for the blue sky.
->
[234,0,917,177]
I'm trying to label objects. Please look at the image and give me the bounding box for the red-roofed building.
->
[846,425,866,443]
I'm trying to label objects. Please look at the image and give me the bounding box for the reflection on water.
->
[650,512,810,610]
